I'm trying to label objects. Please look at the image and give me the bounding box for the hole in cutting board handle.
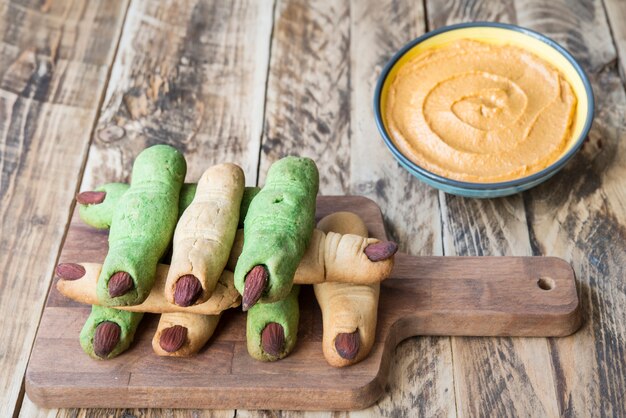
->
[537,277,555,291]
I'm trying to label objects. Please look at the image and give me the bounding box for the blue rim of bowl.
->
[373,21,595,190]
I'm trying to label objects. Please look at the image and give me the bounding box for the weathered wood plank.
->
[81,0,274,190]
[349,0,455,417]
[258,0,351,193]
[518,0,626,415]
[439,197,559,416]
[22,0,274,416]
[425,1,561,416]
[0,0,129,416]
[604,0,626,82]
[254,0,455,415]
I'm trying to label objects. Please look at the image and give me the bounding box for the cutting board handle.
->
[379,253,582,340]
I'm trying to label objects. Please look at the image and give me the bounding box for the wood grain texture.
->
[427,0,516,29]
[424,1,562,416]
[441,196,562,417]
[81,0,274,190]
[348,1,454,416]
[26,196,580,411]
[517,0,626,415]
[259,0,351,194]
[23,0,275,416]
[515,0,615,72]
[0,1,129,417]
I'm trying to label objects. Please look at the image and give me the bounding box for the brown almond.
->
[364,241,398,262]
[93,321,121,358]
[159,325,188,353]
[76,191,106,205]
[55,263,86,280]
[261,322,285,358]
[108,271,134,298]
[335,330,360,360]
[173,275,203,307]
[242,265,268,311]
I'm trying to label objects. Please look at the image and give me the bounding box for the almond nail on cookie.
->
[77,183,129,230]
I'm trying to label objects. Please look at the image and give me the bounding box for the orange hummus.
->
[385,39,577,182]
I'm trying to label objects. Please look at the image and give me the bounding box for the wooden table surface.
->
[2,0,625,416]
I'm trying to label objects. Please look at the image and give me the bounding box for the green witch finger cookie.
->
[80,305,144,359]
[97,144,186,306]
[234,156,319,310]
[246,285,300,361]
[77,183,259,230]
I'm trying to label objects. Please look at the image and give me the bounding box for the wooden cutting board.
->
[26,196,582,410]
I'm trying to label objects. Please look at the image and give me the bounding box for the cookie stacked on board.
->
[56,144,398,367]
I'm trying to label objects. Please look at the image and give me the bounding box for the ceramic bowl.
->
[373,22,594,198]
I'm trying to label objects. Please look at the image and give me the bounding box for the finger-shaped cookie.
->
[152,312,221,357]
[78,183,259,231]
[314,211,380,367]
[246,285,300,361]
[166,163,245,307]
[79,305,144,360]
[227,229,397,285]
[56,263,240,315]
[96,145,186,306]
[234,157,319,310]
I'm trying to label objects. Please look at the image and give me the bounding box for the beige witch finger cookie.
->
[55,263,240,315]
[152,312,221,357]
[165,163,245,307]
[314,211,381,367]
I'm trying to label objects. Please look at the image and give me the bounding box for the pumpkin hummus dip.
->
[385,39,577,182]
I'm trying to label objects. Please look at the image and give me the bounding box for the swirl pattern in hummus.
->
[385,40,577,182]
